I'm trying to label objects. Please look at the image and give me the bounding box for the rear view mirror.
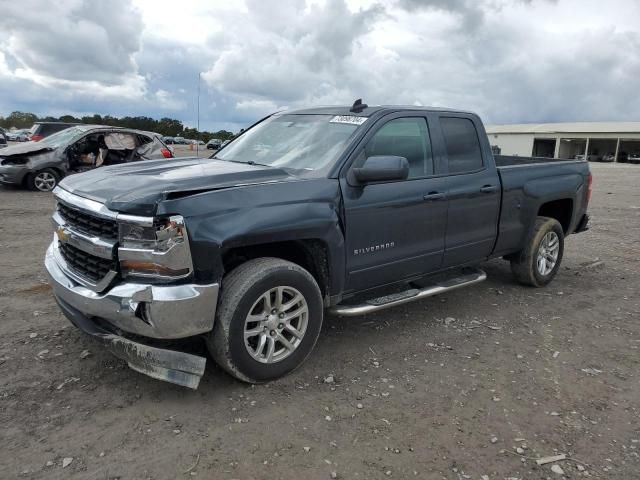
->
[352,155,409,184]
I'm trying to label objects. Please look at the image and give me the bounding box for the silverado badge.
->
[354,242,395,256]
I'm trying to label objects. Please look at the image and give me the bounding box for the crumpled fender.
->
[159,178,346,295]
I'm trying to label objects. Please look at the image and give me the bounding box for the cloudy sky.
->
[0,0,638,132]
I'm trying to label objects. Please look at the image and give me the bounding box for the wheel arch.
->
[221,239,332,306]
[537,198,573,233]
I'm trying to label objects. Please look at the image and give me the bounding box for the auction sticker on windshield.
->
[329,115,368,125]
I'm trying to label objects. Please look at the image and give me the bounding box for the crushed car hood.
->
[59,157,300,216]
[0,141,53,157]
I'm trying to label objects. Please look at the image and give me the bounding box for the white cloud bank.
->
[1,0,639,130]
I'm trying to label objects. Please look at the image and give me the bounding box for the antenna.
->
[350,98,368,113]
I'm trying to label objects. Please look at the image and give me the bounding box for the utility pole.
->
[196,72,201,156]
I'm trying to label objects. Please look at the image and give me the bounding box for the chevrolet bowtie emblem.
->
[56,226,70,243]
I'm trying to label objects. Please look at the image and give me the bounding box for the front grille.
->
[59,242,117,283]
[58,202,118,240]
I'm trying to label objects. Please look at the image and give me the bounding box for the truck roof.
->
[286,105,476,117]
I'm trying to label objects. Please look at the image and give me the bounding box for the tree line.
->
[0,111,236,142]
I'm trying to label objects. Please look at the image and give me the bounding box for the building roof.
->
[486,122,640,135]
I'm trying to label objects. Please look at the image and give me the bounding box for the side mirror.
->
[352,155,409,184]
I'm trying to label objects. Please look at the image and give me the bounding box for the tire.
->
[26,168,59,192]
[207,257,324,383]
[510,216,565,287]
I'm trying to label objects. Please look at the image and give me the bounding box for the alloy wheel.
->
[33,171,56,192]
[244,286,308,364]
[536,231,560,276]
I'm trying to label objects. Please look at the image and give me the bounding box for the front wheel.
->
[207,257,324,383]
[26,169,59,192]
[510,216,565,287]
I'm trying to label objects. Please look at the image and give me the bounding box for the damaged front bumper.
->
[0,164,29,185]
[55,296,207,388]
[45,242,219,389]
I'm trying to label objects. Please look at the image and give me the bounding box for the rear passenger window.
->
[363,117,433,178]
[440,117,483,173]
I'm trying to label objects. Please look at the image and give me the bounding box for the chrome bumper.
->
[45,242,219,339]
[54,293,207,389]
[46,241,220,389]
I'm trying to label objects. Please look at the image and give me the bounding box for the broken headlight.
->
[1,156,29,166]
[118,215,193,281]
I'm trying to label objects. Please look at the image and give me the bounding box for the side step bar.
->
[330,268,487,317]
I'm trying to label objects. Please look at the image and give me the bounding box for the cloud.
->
[203,0,385,107]
[0,0,143,84]
[1,0,640,131]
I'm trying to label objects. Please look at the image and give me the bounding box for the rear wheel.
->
[510,216,564,287]
[26,169,59,192]
[207,257,323,383]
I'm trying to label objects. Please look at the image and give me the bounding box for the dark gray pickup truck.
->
[45,103,591,388]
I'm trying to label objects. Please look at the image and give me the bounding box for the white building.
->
[486,122,640,162]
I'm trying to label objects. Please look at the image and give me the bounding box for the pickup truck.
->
[45,103,591,388]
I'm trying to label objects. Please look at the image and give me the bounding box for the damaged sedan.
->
[0,125,173,192]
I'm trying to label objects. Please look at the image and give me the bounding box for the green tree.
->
[5,111,38,129]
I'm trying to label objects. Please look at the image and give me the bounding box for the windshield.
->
[215,114,364,174]
[37,126,86,148]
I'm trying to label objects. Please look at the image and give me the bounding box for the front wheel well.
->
[221,240,331,305]
[538,199,573,233]
[22,167,64,186]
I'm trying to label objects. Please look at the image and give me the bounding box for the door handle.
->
[423,191,446,201]
[480,185,498,193]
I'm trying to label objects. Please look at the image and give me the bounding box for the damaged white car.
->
[0,125,174,192]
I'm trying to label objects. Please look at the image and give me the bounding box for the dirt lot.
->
[0,162,638,480]
[170,144,213,158]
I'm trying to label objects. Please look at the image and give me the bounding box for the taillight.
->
[586,172,593,206]
[31,134,43,141]
[161,147,173,158]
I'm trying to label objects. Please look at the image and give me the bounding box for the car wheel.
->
[27,169,59,192]
[510,216,565,287]
[207,257,324,383]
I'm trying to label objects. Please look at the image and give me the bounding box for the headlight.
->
[118,215,193,281]
[1,156,29,166]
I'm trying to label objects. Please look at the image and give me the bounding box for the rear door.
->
[437,115,500,267]
[341,113,449,293]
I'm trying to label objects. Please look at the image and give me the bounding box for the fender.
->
[159,178,346,295]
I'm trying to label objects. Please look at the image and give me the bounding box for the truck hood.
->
[0,141,53,157]
[59,157,299,216]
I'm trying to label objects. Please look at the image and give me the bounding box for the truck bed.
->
[494,154,586,167]
[492,155,590,258]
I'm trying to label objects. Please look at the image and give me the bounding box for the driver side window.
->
[355,117,434,179]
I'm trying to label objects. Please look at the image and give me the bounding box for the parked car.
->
[6,129,31,142]
[173,136,187,144]
[0,125,173,192]
[29,122,80,141]
[162,136,175,144]
[574,153,598,162]
[44,103,591,389]
[0,128,7,148]
[206,139,222,150]
[628,153,640,164]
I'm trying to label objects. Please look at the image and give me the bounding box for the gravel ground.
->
[0,162,638,480]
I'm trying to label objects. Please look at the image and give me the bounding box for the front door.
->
[341,115,449,293]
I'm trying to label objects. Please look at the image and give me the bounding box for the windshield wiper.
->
[216,158,272,168]
[246,160,272,167]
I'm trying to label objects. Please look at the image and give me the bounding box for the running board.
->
[330,268,487,317]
